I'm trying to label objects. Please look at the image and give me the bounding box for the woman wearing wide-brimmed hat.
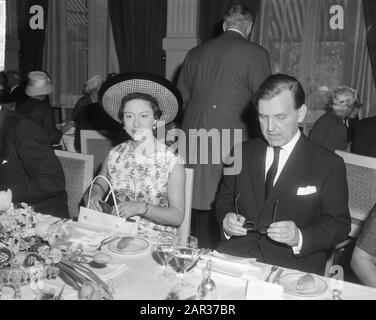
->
[85,72,185,240]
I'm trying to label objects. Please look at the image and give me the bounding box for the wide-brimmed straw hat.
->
[99,72,181,124]
[25,71,54,97]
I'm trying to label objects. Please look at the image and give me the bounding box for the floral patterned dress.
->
[107,140,183,242]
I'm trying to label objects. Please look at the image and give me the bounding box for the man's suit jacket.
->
[177,30,271,210]
[16,97,62,145]
[0,109,69,218]
[351,115,376,158]
[216,135,351,275]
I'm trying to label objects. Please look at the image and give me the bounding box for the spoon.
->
[81,252,112,265]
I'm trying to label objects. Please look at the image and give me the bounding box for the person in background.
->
[0,72,15,111]
[71,75,104,121]
[216,74,351,275]
[351,115,376,158]
[84,72,185,241]
[16,71,62,146]
[351,204,376,288]
[72,74,128,152]
[5,70,27,105]
[309,86,362,152]
[177,4,271,249]
[0,94,68,218]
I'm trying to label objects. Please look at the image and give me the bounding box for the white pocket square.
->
[297,186,317,196]
[1,160,7,165]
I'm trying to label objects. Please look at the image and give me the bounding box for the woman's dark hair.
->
[118,92,162,123]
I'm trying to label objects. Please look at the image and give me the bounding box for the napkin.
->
[88,264,128,281]
[199,250,262,277]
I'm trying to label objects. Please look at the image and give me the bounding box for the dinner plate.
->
[107,236,149,255]
[279,272,328,297]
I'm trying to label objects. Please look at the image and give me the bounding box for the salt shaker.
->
[332,289,342,300]
[197,260,217,300]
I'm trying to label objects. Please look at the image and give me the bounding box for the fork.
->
[265,265,278,282]
[272,268,284,284]
[96,235,120,251]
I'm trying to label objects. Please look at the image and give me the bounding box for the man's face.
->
[258,90,306,147]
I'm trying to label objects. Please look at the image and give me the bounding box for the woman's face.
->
[331,102,354,119]
[122,98,156,141]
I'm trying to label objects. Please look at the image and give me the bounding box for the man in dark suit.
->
[0,103,69,218]
[177,5,271,249]
[216,74,351,275]
[351,115,376,158]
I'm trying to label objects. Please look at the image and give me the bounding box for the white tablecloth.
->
[18,221,376,300]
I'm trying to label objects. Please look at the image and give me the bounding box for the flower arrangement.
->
[0,193,64,297]
[0,190,114,300]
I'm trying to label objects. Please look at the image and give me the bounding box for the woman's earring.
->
[153,123,157,130]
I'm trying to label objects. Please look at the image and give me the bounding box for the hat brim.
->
[25,83,54,97]
[99,72,182,125]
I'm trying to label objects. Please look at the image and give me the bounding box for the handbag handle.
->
[87,175,120,217]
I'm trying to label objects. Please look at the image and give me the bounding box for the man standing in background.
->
[177,4,271,248]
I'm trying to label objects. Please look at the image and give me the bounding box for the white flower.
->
[0,189,12,211]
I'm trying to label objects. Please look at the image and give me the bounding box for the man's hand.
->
[223,212,247,237]
[267,221,300,247]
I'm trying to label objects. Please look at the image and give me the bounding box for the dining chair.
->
[176,168,194,238]
[55,150,94,220]
[80,130,114,176]
[325,150,376,277]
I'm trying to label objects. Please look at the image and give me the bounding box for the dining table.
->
[14,218,376,301]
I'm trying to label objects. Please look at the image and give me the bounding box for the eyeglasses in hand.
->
[235,193,279,235]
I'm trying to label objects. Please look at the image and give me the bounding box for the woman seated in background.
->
[71,75,104,121]
[309,86,361,152]
[351,204,376,288]
[85,72,185,239]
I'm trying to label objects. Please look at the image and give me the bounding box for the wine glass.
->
[173,235,198,289]
[155,241,176,282]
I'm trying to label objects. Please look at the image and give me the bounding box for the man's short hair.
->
[223,5,253,25]
[255,74,305,110]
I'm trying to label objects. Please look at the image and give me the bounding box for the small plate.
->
[107,236,149,255]
[279,272,328,297]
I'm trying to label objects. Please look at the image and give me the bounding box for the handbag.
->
[78,175,139,234]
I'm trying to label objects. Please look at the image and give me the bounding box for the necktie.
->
[265,146,281,199]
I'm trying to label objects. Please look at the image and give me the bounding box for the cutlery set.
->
[265,265,284,284]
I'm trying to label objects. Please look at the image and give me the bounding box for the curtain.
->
[108,0,167,75]
[43,0,66,105]
[253,0,376,120]
[199,0,261,43]
[17,0,48,77]
[363,0,376,116]
[44,0,118,107]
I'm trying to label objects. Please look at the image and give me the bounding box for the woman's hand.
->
[116,201,146,219]
[84,188,103,212]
